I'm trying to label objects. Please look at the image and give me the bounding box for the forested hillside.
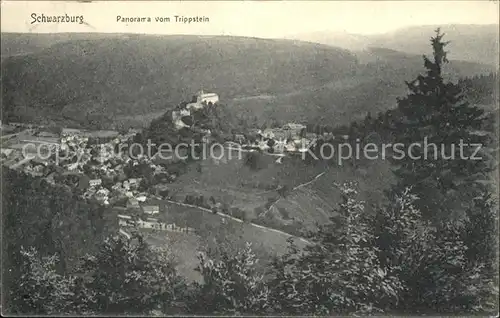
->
[1,34,357,127]
[2,168,117,310]
[230,47,494,127]
[2,32,495,129]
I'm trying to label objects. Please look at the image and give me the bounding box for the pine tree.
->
[390,28,493,221]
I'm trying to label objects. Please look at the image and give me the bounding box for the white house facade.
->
[196,90,219,105]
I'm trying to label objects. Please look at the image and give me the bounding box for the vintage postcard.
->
[1,1,499,316]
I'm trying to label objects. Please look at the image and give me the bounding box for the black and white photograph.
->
[1,1,499,316]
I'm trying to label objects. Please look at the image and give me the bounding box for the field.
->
[140,229,203,282]
[138,199,310,282]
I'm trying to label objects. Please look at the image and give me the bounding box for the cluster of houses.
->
[165,91,319,160]
[1,128,53,169]
[82,177,145,206]
[118,214,194,233]
[1,90,341,240]
[231,123,318,156]
[1,91,223,239]
[2,123,183,237]
[1,124,171,206]
[60,132,176,207]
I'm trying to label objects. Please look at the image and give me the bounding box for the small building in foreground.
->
[142,205,160,215]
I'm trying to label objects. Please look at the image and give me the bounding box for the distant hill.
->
[284,30,370,51]
[229,46,494,127]
[287,24,499,66]
[1,33,358,127]
[369,24,499,67]
[1,29,496,129]
[0,33,125,59]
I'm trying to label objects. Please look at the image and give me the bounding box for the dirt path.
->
[262,170,328,217]
[292,171,327,191]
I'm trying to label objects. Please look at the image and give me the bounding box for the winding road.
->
[164,199,312,245]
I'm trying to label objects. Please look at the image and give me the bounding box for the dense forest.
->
[1,168,117,311]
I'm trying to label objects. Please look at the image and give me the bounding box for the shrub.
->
[190,243,270,315]
[269,182,403,315]
[8,234,188,316]
[373,187,499,314]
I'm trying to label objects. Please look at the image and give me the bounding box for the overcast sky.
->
[1,1,498,38]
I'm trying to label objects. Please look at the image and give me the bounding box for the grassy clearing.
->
[167,149,327,216]
[138,199,309,282]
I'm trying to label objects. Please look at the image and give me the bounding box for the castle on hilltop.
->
[186,90,219,110]
[171,90,220,129]
[195,90,219,104]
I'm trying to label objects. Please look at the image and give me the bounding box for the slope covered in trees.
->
[2,32,494,129]
[1,34,357,127]
[229,47,493,128]
[7,181,497,316]
[1,168,117,310]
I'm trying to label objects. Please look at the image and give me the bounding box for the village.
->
[173,90,326,156]
[1,90,329,235]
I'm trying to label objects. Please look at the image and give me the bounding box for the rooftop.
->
[196,90,217,97]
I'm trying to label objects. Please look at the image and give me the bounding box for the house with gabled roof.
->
[142,205,160,215]
[127,197,140,209]
[89,179,102,187]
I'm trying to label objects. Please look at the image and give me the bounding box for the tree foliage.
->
[269,182,402,315]
[373,188,498,314]
[9,247,76,315]
[190,242,270,315]
[7,233,188,315]
[75,233,187,314]
[2,168,113,310]
[389,29,493,221]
